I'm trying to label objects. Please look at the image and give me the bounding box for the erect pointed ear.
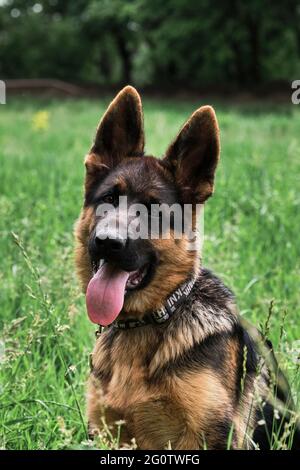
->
[85,86,144,176]
[163,106,220,203]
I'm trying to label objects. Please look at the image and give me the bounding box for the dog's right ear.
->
[84,86,144,188]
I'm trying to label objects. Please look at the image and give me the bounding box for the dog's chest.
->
[92,330,187,449]
[93,329,161,410]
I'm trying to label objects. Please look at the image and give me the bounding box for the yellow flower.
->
[31,110,50,131]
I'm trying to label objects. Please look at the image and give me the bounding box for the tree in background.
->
[0,0,299,89]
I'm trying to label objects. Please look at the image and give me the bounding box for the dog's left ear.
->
[163,106,220,203]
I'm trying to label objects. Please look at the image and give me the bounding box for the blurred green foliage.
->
[0,0,300,88]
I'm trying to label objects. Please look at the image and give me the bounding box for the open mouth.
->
[87,260,151,326]
[92,260,150,291]
[125,263,149,290]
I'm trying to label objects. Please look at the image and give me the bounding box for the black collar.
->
[109,277,196,330]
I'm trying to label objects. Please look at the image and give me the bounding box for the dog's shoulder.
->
[147,268,239,378]
[194,267,235,304]
[179,267,238,338]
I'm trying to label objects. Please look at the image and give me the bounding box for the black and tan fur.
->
[75,86,299,450]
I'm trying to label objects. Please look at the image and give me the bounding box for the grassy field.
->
[0,96,299,450]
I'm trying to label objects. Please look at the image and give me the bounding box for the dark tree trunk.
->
[247,17,262,85]
[295,28,300,58]
[115,31,132,85]
[99,48,113,84]
[230,39,246,85]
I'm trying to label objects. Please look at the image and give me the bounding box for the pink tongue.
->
[86,263,130,326]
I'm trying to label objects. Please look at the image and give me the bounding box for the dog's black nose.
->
[95,236,126,252]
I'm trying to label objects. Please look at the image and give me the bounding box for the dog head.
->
[75,86,220,325]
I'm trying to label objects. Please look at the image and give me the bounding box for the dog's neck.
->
[121,249,200,318]
[109,275,197,330]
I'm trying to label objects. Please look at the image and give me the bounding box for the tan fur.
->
[149,297,238,377]
[170,370,232,449]
[122,236,198,316]
[74,207,94,291]
[89,328,237,449]
[74,86,265,450]
[75,204,198,315]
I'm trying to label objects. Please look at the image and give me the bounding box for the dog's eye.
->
[102,193,115,204]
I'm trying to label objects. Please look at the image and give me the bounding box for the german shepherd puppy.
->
[75,86,299,450]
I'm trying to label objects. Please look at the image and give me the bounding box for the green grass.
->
[0,96,299,449]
